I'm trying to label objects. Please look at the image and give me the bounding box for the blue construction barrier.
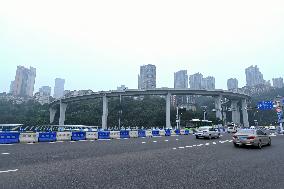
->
[120,130,130,138]
[175,129,181,135]
[152,130,160,137]
[165,129,171,136]
[72,132,86,141]
[184,130,190,135]
[98,131,110,139]
[0,132,20,144]
[138,130,146,137]
[38,132,57,142]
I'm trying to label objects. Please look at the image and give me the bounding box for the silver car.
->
[195,126,220,139]
[233,129,271,149]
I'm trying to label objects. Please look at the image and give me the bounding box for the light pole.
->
[118,95,122,130]
[201,106,207,121]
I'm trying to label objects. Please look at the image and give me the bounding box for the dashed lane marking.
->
[49,142,56,144]
[0,169,18,174]
[205,143,210,146]
[70,141,76,143]
[212,142,217,145]
[172,148,177,150]
[0,144,13,146]
[153,141,157,143]
[165,140,169,142]
[141,142,146,144]
[1,153,10,155]
[185,146,192,148]
[178,147,185,149]
[193,145,197,147]
[176,139,179,141]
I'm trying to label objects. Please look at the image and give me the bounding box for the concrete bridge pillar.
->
[49,107,57,124]
[166,93,172,129]
[242,99,249,127]
[59,102,67,125]
[215,96,222,121]
[102,95,108,130]
[231,100,240,125]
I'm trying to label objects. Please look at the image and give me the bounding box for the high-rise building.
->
[174,70,189,106]
[138,64,156,89]
[174,70,188,89]
[272,77,284,88]
[189,73,203,89]
[117,85,128,91]
[202,76,215,90]
[35,86,51,105]
[227,78,238,91]
[11,66,36,97]
[54,78,65,99]
[245,65,265,87]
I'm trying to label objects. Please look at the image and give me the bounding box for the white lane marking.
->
[98,139,111,141]
[153,136,162,138]
[193,145,197,147]
[198,144,204,147]
[0,144,13,146]
[165,140,169,142]
[89,140,95,142]
[212,142,217,145]
[79,140,87,142]
[0,169,18,174]
[153,141,157,143]
[219,141,222,143]
[49,142,55,144]
[185,146,192,148]
[1,153,10,155]
[57,141,64,143]
[26,143,34,145]
[141,142,146,144]
[229,140,233,142]
[178,147,185,149]
[172,148,177,150]
[176,139,179,141]
[205,143,210,146]
[70,141,76,143]
[123,138,129,140]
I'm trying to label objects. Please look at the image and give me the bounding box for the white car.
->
[227,126,238,133]
[250,126,256,129]
[269,126,276,130]
[195,126,220,139]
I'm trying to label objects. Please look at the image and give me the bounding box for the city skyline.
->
[1,1,284,93]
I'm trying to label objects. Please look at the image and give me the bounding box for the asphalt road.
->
[0,133,284,189]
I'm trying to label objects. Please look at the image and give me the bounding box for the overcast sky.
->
[1,0,284,94]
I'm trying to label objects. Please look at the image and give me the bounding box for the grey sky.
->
[1,0,284,94]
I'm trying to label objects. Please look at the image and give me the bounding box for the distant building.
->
[138,64,156,89]
[202,76,215,90]
[117,85,128,91]
[34,86,52,105]
[174,70,188,89]
[54,78,65,99]
[272,78,284,88]
[39,86,51,96]
[174,70,189,106]
[245,65,265,87]
[11,66,36,97]
[189,73,203,89]
[227,78,238,91]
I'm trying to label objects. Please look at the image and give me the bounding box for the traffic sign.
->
[257,101,274,110]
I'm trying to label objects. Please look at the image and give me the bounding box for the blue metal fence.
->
[138,130,146,137]
[175,129,181,135]
[152,130,160,137]
[165,129,171,136]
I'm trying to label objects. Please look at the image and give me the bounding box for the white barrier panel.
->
[110,131,120,139]
[56,132,72,141]
[180,130,186,135]
[171,130,176,136]
[20,133,38,143]
[159,130,166,136]
[146,130,152,137]
[86,132,98,140]
[129,131,138,138]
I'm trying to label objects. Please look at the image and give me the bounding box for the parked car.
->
[269,126,276,131]
[195,126,220,139]
[232,129,271,149]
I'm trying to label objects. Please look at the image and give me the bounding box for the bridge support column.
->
[59,102,67,125]
[49,107,57,124]
[231,100,240,125]
[242,99,249,128]
[215,96,222,121]
[166,93,172,129]
[102,95,108,130]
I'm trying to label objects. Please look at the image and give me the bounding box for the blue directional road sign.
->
[257,101,274,110]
